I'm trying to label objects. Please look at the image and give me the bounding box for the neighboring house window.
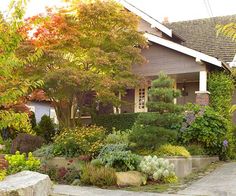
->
[135,87,148,113]
[50,108,58,124]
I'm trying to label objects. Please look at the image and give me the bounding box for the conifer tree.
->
[130,72,183,151]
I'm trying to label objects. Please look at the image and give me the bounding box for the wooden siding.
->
[132,43,206,76]
[138,19,162,37]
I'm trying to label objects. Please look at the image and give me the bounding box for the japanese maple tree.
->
[23,0,147,128]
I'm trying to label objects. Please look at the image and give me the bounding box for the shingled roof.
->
[167,15,236,63]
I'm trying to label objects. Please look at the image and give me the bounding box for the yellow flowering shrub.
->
[155,144,191,158]
[53,126,106,157]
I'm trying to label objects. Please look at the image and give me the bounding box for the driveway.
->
[178,162,236,196]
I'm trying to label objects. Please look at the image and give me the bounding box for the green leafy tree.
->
[129,73,183,151]
[22,0,147,128]
[217,23,236,41]
[0,0,43,134]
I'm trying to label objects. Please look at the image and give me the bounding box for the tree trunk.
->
[53,101,76,129]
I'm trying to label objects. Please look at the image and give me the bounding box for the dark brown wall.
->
[121,89,135,113]
[177,82,198,105]
[133,44,206,76]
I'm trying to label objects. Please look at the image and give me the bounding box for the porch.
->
[117,71,209,114]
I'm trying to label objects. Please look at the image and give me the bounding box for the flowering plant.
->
[139,155,177,182]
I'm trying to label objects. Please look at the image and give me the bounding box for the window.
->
[138,88,146,109]
[135,87,148,113]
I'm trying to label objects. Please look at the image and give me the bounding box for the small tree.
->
[129,73,183,151]
[37,115,55,143]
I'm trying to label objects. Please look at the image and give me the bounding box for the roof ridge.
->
[120,0,164,26]
[168,14,236,24]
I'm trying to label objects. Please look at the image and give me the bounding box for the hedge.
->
[92,113,140,132]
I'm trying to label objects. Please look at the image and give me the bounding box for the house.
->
[103,0,235,116]
[26,90,58,124]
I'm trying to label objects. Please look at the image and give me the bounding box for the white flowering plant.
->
[139,155,177,182]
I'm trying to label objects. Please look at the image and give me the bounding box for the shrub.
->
[130,73,183,151]
[53,125,105,157]
[208,72,234,120]
[129,124,177,151]
[0,135,12,154]
[97,144,128,159]
[92,113,139,132]
[11,133,44,154]
[80,164,117,187]
[105,129,131,145]
[139,156,176,182]
[40,165,80,184]
[186,144,206,156]
[163,175,178,184]
[30,112,37,130]
[179,106,230,158]
[0,170,6,181]
[155,144,190,158]
[33,145,55,159]
[37,115,56,143]
[99,150,141,171]
[5,151,41,175]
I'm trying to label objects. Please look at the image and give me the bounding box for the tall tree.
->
[0,0,42,133]
[22,0,147,128]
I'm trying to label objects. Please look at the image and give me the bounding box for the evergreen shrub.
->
[129,73,183,151]
[92,113,139,132]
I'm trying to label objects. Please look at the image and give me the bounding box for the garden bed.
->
[38,155,219,179]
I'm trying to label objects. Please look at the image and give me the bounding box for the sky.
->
[0,0,236,22]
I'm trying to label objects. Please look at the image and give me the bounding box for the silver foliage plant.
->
[139,155,176,181]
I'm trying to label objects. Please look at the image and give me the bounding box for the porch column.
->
[113,92,121,114]
[173,79,177,104]
[195,70,210,106]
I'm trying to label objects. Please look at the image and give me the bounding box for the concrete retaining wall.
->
[165,156,219,178]
[165,157,192,178]
[191,156,219,170]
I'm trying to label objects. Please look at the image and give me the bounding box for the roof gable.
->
[145,33,228,70]
[117,0,174,38]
